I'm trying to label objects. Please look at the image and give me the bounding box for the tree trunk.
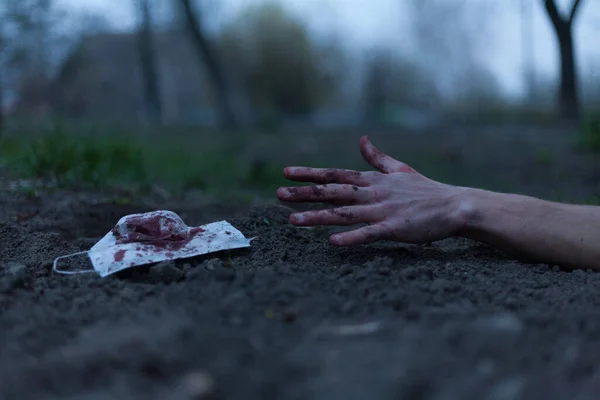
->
[557,27,580,121]
[543,0,583,122]
[179,0,237,128]
[137,0,162,122]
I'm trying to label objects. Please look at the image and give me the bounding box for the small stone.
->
[552,265,560,272]
[378,266,391,276]
[180,370,216,400]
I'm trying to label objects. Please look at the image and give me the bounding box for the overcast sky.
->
[55,0,600,97]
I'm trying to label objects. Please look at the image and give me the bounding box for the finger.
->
[329,223,390,246]
[289,206,374,226]
[359,136,417,174]
[283,167,369,186]
[277,184,374,204]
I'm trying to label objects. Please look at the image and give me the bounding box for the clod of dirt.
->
[148,261,184,284]
[214,267,236,282]
[364,256,394,270]
[0,261,33,292]
[474,313,524,334]
[378,266,391,276]
[202,259,224,271]
[282,309,298,324]
[338,264,354,276]
[430,278,460,293]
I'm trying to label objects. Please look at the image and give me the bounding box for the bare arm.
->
[457,188,600,270]
[277,136,600,271]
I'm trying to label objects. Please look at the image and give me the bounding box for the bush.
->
[217,2,342,118]
[579,112,600,151]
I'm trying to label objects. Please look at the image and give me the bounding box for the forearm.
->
[456,188,600,271]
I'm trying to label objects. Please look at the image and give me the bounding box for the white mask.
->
[53,210,253,277]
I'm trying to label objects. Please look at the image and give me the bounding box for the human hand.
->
[276,136,471,246]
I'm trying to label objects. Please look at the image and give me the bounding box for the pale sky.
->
[56,0,600,98]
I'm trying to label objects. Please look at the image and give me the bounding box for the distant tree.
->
[543,0,585,122]
[408,0,498,101]
[0,0,63,120]
[177,0,237,128]
[0,31,5,133]
[362,48,439,122]
[217,3,342,118]
[136,0,162,122]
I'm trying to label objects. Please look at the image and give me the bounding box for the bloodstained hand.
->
[276,136,471,246]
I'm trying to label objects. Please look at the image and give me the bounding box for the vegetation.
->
[579,112,600,151]
[0,124,291,197]
[217,2,343,120]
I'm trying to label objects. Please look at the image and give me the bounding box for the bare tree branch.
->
[569,0,584,25]
[179,0,236,128]
[137,0,162,122]
[542,0,583,121]
[544,0,564,30]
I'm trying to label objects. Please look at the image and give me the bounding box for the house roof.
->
[52,29,215,122]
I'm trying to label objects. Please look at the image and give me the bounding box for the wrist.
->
[449,186,543,239]
[448,186,488,237]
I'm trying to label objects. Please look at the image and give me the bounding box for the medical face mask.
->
[53,210,253,277]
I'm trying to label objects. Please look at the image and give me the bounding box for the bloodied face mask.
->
[53,210,253,277]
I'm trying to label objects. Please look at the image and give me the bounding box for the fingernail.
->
[330,234,342,246]
[277,187,289,197]
[291,213,304,224]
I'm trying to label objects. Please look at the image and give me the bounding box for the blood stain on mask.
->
[114,249,127,262]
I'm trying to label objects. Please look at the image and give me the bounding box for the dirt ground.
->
[2,127,600,400]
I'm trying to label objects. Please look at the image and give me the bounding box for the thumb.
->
[359,136,417,174]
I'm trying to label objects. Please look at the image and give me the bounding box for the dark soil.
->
[2,187,600,400]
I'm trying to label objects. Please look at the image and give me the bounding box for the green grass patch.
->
[534,149,554,166]
[0,125,290,196]
[578,112,600,151]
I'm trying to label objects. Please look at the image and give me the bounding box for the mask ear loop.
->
[53,251,96,275]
